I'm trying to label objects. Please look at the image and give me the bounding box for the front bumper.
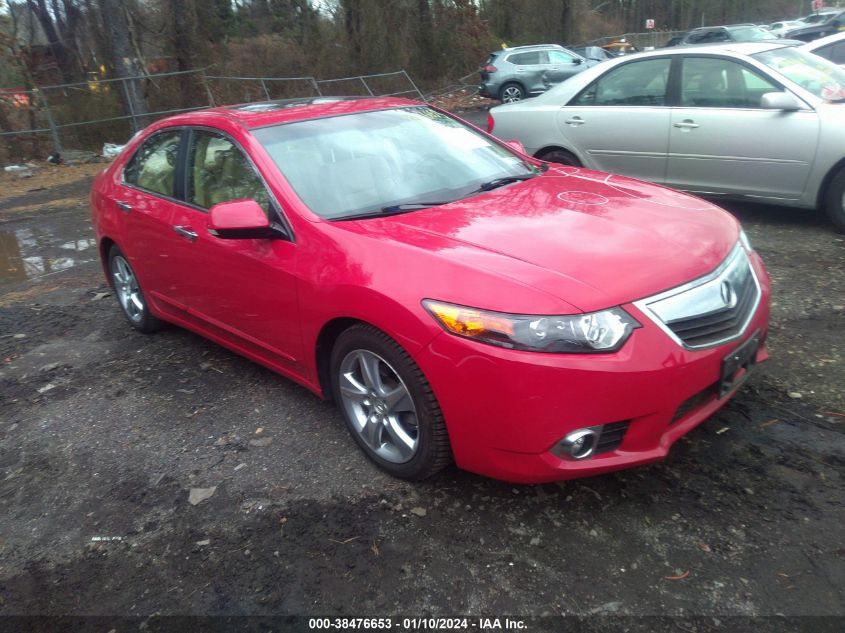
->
[414,252,771,483]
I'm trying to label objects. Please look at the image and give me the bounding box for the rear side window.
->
[124,130,182,197]
[508,51,545,65]
[817,41,845,65]
[571,58,671,106]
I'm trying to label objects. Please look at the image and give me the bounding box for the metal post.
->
[359,77,374,96]
[120,78,140,133]
[260,78,271,101]
[202,72,216,106]
[37,88,63,155]
[311,78,323,96]
[402,70,427,102]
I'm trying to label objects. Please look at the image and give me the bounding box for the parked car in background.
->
[662,33,687,47]
[767,20,805,37]
[802,31,845,67]
[487,42,845,231]
[786,10,845,42]
[799,9,841,25]
[91,96,771,483]
[680,24,800,45]
[478,44,594,103]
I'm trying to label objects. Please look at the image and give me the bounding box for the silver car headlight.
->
[423,300,640,353]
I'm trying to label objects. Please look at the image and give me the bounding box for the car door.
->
[556,57,672,182]
[113,128,185,304]
[167,128,302,369]
[543,49,586,87]
[507,51,549,95]
[665,56,818,199]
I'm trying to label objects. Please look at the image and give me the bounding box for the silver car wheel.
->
[501,86,523,103]
[110,254,145,323]
[338,349,419,464]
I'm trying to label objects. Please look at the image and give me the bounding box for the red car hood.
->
[342,167,739,312]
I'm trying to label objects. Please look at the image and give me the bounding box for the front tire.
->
[824,166,845,232]
[107,245,162,333]
[330,324,452,480]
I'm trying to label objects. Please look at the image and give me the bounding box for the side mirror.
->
[208,199,275,239]
[573,57,584,65]
[761,91,802,111]
[505,139,526,154]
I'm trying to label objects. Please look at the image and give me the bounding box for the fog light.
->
[554,427,600,460]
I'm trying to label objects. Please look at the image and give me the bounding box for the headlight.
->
[738,229,753,252]
[423,300,640,353]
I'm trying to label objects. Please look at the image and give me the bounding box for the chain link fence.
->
[0,69,425,164]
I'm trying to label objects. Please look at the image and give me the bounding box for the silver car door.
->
[556,57,672,183]
[666,56,818,199]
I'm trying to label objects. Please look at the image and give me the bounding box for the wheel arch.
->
[99,236,117,285]
[815,156,845,210]
[534,145,584,166]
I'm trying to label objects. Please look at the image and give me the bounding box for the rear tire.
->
[539,148,582,167]
[499,82,525,103]
[107,245,162,333]
[824,166,845,232]
[330,324,452,480]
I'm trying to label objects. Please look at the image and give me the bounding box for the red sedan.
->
[90,97,771,483]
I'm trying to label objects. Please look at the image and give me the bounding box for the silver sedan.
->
[488,42,845,231]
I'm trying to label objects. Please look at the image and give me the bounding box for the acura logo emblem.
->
[721,280,736,308]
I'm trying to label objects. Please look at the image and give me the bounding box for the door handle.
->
[674,120,700,129]
[565,116,585,126]
[116,200,132,213]
[173,225,198,242]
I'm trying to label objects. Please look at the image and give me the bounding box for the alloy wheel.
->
[111,255,145,323]
[338,349,419,463]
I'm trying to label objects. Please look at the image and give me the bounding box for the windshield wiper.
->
[472,174,537,193]
[333,201,452,221]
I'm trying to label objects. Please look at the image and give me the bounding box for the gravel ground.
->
[0,150,843,631]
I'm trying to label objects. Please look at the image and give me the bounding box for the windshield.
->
[730,26,778,41]
[253,107,537,220]
[754,47,845,100]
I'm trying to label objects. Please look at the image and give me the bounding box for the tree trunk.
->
[27,0,76,83]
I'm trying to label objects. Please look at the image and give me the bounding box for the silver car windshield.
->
[753,47,845,100]
[252,107,537,220]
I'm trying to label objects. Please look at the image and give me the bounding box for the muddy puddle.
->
[0,220,97,286]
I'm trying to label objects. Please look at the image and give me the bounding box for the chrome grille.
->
[634,245,761,350]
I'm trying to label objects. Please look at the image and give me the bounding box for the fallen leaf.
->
[665,570,690,581]
[371,539,380,556]
[760,419,779,428]
[697,543,711,553]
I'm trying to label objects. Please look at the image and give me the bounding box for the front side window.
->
[571,58,671,106]
[680,57,779,108]
[124,130,182,197]
[252,107,538,220]
[187,130,270,214]
[549,50,578,64]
